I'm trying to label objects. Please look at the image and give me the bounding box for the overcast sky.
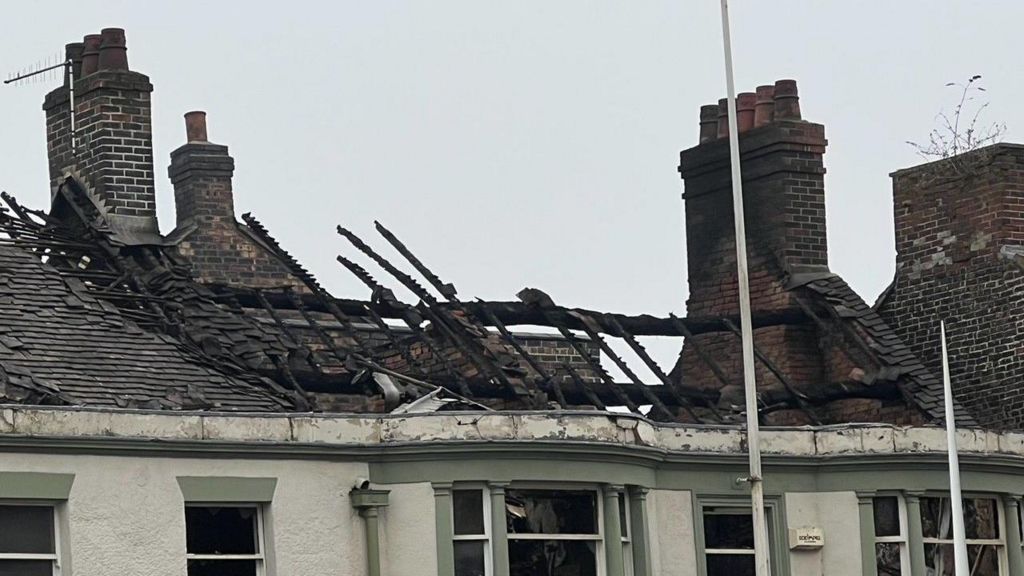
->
[2,1,1021,328]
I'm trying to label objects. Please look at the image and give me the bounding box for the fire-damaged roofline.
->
[0,172,967,427]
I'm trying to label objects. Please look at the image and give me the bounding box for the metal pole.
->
[67,60,77,157]
[940,321,969,576]
[718,2,770,575]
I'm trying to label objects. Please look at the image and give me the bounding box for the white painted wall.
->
[0,452,369,576]
[785,491,862,576]
[648,489,697,576]
[379,482,437,576]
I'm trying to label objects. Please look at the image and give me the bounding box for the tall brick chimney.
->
[676,80,830,420]
[43,28,158,235]
[877,144,1024,428]
[167,112,306,289]
[680,79,828,317]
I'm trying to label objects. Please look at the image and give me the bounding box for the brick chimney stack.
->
[877,144,1024,428]
[680,79,828,317]
[169,111,236,228]
[676,80,829,420]
[43,28,158,234]
[167,112,305,289]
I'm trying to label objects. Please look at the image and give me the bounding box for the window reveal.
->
[0,505,59,576]
[184,505,264,576]
[703,508,756,576]
[506,489,600,576]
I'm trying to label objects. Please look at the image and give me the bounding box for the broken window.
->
[703,507,755,576]
[452,488,490,576]
[184,505,264,576]
[506,489,600,576]
[921,496,1003,575]
[873,495,909,575]
[0,504,59,576]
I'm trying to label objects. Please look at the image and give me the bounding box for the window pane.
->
[706,554,755,576]
[873,497,901,537]
[923,544,999,575]
[618,494,628,539]
[508,539,597,576]
[187,559,257,576]
[921,498,950,539]
[967,544,1001,576]
[964,498,999,540]
[704,512,754,550]
[505,490,597,535]
[0,560,53,576]
[0,506,54,554]
[185,507,258,555]
[875,542,903,576]
[453,490,485,536]
[454,540,486,576]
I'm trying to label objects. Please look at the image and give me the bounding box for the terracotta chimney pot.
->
[773,79,801,120]
[699,104,719,143]
[736,92,756,133]
[754,85,775,127]
[97,28,128,71]
[716,98,730,139]
[184,111,208,143]
[81,34,102,76]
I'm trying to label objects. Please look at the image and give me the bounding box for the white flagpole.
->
[718,1,771,575]
[940,321,969,576]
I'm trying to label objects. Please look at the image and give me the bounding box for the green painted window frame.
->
[692,494,789,576]
[176,476,277,576]
[916,492,1008,576]
[450,483,493,576]
[869,492,911,576]
[0,500,65,576]
[438,481,640,576]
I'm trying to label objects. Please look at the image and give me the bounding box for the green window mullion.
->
[489,482,510,576]
[602,485,625,576]
[434,483,455,576]
[855,491,877,576]
[904,492,926,576]
[1003,495,1024,575]
[628,487,653,576]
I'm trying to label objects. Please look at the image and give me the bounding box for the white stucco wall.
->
[0,451,369,576]
[648,489,697,576]
[379,481,437,576]
[785,491,862,576]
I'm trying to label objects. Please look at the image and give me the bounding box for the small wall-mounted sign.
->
[789,527,825,550]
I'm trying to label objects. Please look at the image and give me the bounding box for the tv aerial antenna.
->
[4,52,79,156]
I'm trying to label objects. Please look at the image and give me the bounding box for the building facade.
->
[1,27,1022,576]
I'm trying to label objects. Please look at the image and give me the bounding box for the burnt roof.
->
[0,174,964,427]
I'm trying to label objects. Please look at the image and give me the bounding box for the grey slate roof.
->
[800,274,976,426]
[0,243,291,411]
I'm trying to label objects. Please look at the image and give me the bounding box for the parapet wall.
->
[2,405,1020,459]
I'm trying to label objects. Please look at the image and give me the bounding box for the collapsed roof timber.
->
[0,172,960,427]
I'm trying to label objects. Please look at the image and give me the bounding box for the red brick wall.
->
[878,144,1024,428]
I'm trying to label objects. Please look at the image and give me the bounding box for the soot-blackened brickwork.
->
[677,82,951,426]
[167,124,306,289]
[878,144,1024,429]
[679,112,831,419]
[43,71,157,228]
